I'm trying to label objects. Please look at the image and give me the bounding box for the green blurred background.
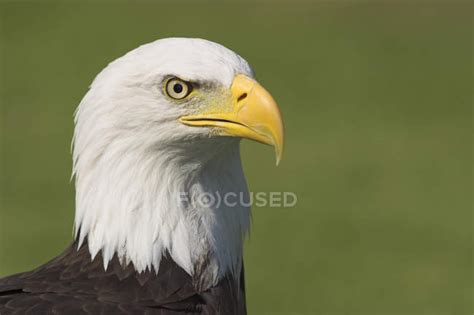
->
[0,1,472,314]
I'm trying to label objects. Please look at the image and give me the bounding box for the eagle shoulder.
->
[0,243,246,314]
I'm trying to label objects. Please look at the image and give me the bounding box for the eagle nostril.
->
[237,93,248,103]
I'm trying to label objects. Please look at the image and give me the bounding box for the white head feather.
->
[72,38,254,286]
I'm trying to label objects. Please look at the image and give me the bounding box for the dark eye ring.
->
[165,78,192,100]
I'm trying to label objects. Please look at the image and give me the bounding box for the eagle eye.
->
[165,78,192,100]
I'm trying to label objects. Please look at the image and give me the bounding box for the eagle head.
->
[72,38,284,287]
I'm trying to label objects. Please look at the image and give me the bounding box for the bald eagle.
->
[0,38,284,314]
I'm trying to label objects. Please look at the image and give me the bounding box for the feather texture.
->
[72,38,253,284]
[1,38,255,314]
[0,241,246,314]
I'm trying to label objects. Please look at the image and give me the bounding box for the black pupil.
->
[173,83,183,94]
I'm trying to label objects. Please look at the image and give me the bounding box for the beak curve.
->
[179,74,284,165]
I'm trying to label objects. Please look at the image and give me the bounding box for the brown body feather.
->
[0,242,246,314]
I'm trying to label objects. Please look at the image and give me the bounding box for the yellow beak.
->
[179,74,284,164]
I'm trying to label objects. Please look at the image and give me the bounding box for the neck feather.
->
[73,137,250,287]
